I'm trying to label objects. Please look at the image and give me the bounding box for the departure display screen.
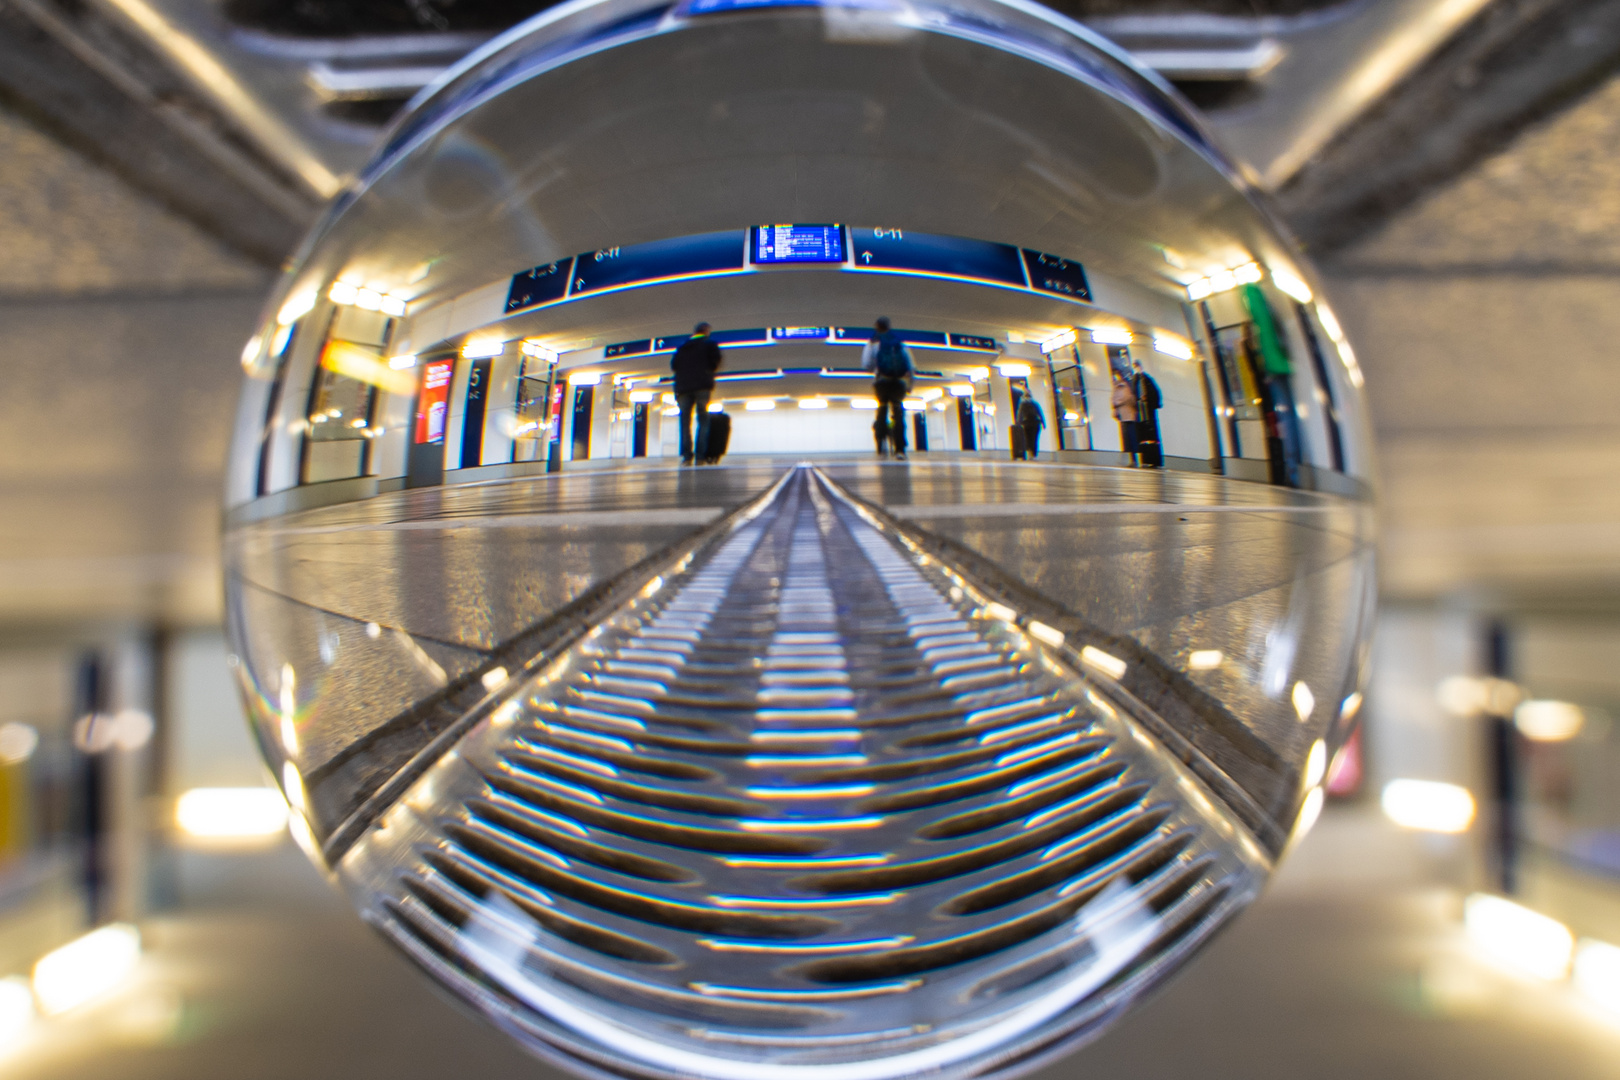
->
[849,228,1027,287]
[753,225,846,264]
[569,231,746,295]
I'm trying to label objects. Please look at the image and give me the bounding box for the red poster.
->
[415,359,454,444]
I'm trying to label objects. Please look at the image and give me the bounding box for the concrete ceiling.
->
[3,0,1620,628]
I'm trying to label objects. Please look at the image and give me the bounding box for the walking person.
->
[1132,360,1163,468]
[1017,390,1046,461]
[862,317,914,459]
[671,322,722,464]
[1111,369,1139,465]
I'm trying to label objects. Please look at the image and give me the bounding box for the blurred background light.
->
[1574,939,1620,1014]
[175,787,289,842]
[1381,779,1476,833]
[1464,894,1574,981]
[1514,699,1585,742]
[32,925,141,1016]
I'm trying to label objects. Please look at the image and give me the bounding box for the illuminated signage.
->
[414,359,454,444]
[505,259,571,312]
[753,225,845,264]
[569,231,745,295]
[849,228,1027,287]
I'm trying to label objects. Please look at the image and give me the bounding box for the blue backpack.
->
[875,334,909,378]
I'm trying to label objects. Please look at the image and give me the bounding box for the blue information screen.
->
[773,327,830,340]
[1022,250,1091,300]
[850,228,1027,287]
[753,225,845,264]
[570,231,746,295]
[506,259,573,312]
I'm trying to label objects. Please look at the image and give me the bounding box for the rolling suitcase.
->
[704,411,731,463]
[1009,423,1028,461]
[1137,416,1163,468]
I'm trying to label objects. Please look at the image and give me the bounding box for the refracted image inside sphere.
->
[224,2,1376,1077]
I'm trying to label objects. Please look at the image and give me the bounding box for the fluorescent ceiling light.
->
[851,398,878,409]
[327,281,358,305]
[277,290,317,325]
[567,370,602,385]
[745,400,777,411]
[1039,329,1077,353]
[462,339,504,359]
[1153,335,1193,360]
[947,384,973,397]
[798,398,828,409]
[1271,268,1313,303]
[995,362,1031,377]
[520,340,559,363]
[629,391,655,403]
[387,354,417,370]
[1090,328,1132,346]
[1185,279,1213,301]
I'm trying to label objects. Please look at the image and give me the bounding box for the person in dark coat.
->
[1016,391,1046,460]
[1132,360,1163,468]
[670,322,722,464]
[861,316,915,459]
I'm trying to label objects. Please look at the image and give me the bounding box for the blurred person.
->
[1242,283,1303,486]
[1017,390,1046,460]
[1132,359,1163,469]
[671,322,723,464]
[862,317,914,459]
[1111,369,1139,466]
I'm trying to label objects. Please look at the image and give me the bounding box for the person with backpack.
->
[1017,390,1046,460]
[861,316,914,459]
[670,322,722,464]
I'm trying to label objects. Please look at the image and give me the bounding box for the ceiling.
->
[2,0,1620,626]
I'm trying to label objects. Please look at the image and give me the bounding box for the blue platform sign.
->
[506,259,573,312]
[604,339,651,359]
[772,327,830,340]
[1022,250,1091,300]
[569,231,746,295]
[949,333,998,351]
[850,228,1028,287]
[753,225,845,264]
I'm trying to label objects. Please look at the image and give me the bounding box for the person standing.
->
[1241,283,1303,486]
[1111,369,1138,465]
[1132,360,1163,468]
[1017,390,1046,460]
[862,317,914,459]
[671,322,722,464]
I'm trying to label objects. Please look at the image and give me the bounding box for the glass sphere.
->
[225,2,1375,1077]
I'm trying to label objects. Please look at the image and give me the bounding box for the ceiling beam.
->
[1276,0,1620,256]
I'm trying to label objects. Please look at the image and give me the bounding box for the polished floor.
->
[5,809,1618,1080]
[227,457,1373,850]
